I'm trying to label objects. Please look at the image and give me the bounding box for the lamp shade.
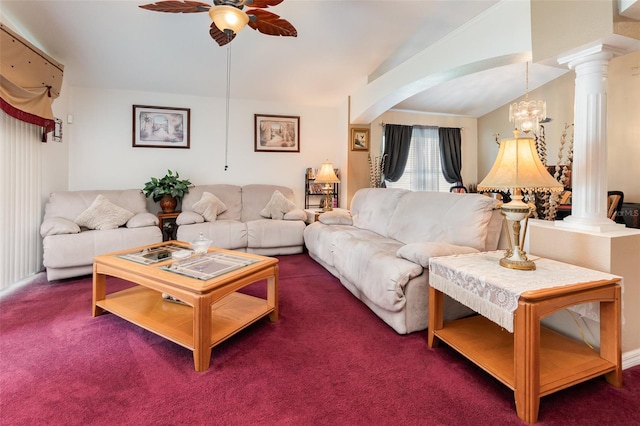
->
[478,133,563,193]
[314,162,340,184]
[209,5,249,34]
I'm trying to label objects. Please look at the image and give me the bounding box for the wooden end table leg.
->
[600,285,623,387]
[92,266,106,317]
[193,297,212,372]
[514,302,541,424]
[427,287,444,348]
[268,265,279,322]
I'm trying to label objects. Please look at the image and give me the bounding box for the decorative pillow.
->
[40,218,81,238]
[126,212,158,228]
[318,209,353,225]
[260,190,296,220]
[176,211,205,226]
[192,192,227,222]
[284,208,307,221]
[396,242,479,268]
[75,194,134,230]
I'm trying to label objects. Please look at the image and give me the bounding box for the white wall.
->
[52,86,346,211]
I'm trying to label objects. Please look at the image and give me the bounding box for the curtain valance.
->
[0,24,64,138]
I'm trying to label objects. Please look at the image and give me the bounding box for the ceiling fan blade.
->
[244,0,284,8]
[209,22,235,46]
[247,9,297,37]
[139,1,211,13]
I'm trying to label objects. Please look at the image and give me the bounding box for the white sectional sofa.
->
[303,188,505,334]
[41,189,163,281]
[176,184,307,255]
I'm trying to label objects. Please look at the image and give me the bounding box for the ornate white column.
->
[557,44,625,233]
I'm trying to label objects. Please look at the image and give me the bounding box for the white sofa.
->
[303,188,505,334]
[41,189,163,281]
[176,184,307,255]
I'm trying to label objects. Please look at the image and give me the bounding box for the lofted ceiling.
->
[1,0,576,118]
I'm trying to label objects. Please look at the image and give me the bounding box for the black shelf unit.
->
[305,169,339,209]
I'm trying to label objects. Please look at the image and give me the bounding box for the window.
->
[386,126,450,191]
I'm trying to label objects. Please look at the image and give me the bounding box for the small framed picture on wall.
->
[351,128,369,151]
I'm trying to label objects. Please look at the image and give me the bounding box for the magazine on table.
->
[118,244,188,265]
[160,252,258,280]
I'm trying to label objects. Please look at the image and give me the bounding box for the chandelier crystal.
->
[509,62,546,134]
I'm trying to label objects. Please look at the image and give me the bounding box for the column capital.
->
[558,44,627,69]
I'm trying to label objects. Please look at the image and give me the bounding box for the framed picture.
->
[133,105,190,149]
[351,128,369,151]
[254,114,300,153]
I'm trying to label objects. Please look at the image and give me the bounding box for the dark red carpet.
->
[1,253,639,425]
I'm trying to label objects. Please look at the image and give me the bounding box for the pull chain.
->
[224,45,231,171]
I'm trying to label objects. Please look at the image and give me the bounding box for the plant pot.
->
[160,194,177,213]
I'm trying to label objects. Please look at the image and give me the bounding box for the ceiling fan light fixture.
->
[209,5,249,34]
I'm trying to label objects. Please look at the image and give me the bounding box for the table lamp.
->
[478,131,563,270]
[314,161,340,211]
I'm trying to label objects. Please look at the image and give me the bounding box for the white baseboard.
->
[623,348,640,370]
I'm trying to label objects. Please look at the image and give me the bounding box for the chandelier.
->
[509,62,546,134]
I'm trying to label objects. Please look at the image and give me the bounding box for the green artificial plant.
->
[142,169,192,202]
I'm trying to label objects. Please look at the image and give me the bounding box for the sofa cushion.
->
[242,184,297,222]
[331,229,421,312]
[350,188,409,237]
[260,190,296,220]
[40,218,81,238]
[43,189,149,222]
[396,242,479,268]
[176,220,248,250]
[247,219,306,249]
[181,185,242,221]
[75,195,134,230]
[387,192,499,251]
[43,227,162,269]
[192,192,227,222]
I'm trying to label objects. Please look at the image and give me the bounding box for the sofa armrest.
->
[318,209,353,225]
[396,242,479,268]
[40,217,81,238]
[176,211,205,226]
[126,212,159,228]
[284,208,307,221]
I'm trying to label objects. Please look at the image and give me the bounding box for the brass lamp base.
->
[499,194,536,271]
[499,252,536,270]
[322,186,333,211]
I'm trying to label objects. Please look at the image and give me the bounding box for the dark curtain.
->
[383,124,413,182]
[438,127,463,184]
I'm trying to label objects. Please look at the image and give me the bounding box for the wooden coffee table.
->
[92,241,278,372]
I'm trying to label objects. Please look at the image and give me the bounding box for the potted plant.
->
[142,169,192,213]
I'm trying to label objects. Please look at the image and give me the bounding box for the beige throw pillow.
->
[75,194,134,230]
[260,190,296,220]
[192,192,227,222]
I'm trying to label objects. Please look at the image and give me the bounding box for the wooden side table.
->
[157,211,180,241]
[427,251,622,423]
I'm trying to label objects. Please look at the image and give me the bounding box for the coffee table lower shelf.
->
[96,286,273,352]
[433,315,617,396]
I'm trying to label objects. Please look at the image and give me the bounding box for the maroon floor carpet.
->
[1,253,639,425]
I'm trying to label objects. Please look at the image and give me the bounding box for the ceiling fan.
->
[139,0,297,46]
